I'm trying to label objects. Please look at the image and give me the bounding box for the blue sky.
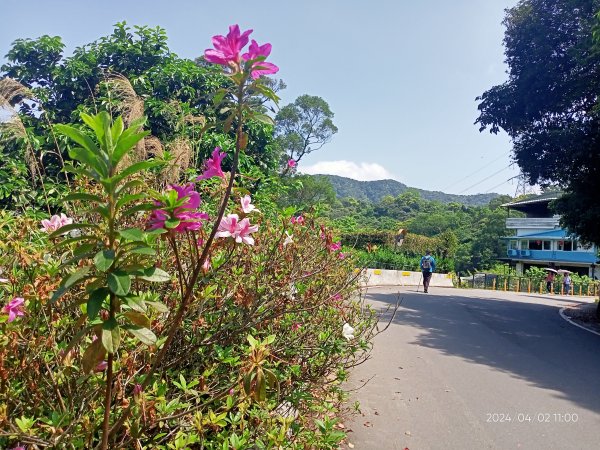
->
[1,0,522,195]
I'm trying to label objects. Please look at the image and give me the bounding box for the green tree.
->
[274,94,338,168]
[277,174,337,211]
[476,0,600,245]
[0,22,281,211]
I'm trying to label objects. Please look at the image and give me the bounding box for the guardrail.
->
[462,273,599,297]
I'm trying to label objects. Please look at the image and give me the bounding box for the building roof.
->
[501,192,561,208]
[501,229,569,240]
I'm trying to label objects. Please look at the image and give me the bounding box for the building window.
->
[558,240,573,251]
[509,240,518,250]
[525,240,551,250]
[529,240,543,250]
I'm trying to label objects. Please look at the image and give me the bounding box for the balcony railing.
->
[505,217,560,229]
[506,249,597,263]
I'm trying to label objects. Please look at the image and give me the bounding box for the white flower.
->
[241,195,260,214]
[342,323,355,341]
[283,231,293,247]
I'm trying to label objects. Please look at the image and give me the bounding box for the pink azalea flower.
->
[338,252,346,259]
[202,257,212,273]
[290,215,304,225]
[3,297,25,322]
[215,214,240,240]
[215,214,259,245]
[331,293,342,302]
[41,213,73,233]
[291,322,302,331]
[197,147,226,181]
[329,242,342,252]
[204,25,253,67]
[95,361,108,372]
[148,184,209,233]
[242,39,279,79]
[11,445,25,450]
[287,159,296,168]
[241,195,259,214]
[236,218,259,245]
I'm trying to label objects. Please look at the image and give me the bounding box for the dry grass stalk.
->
[144,136,164,159]
[0,77,32,109]
[0,78,40,182]
[161,137,193,185]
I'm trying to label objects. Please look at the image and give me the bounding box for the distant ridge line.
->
[317,174,501,206]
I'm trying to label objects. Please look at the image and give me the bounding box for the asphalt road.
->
[344,287,600,450]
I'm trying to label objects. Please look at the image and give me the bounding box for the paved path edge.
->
[559,305,600,337]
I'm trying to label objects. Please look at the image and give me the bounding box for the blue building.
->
[501,193,598,277]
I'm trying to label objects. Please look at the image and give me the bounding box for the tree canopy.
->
[476,0,600,244]
[0,22,283,210]
[274,94,337,168]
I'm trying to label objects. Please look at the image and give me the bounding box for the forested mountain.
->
[320,175,500,206]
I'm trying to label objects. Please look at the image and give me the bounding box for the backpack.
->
[422,256,431,270]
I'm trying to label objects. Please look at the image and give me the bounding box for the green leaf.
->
[129,245,155,256]
[55,124,107,176]
[112,129,150,166]
[213,88,227,106]
[108,160,159,187]
[121,202,155,218]
[165,218,180,229]
[62,192,103,203]
[115,193,146,210]
[82,339,106,373]
[50,285,69,303]
[87,288,109,320]
[247,335,258,349]
[62,266,91,289]
[123,311,151,328]
[145,300,169,313]
[48,223,99,239]
[119,228,145,242]
[123,296,147,313]
[102,318,121,353]
[60,244,96,267]
[146,228,167,236]
[124,325,157,346]
[55,235,97,248]
[94,249,115,272]
[108,271,131,296]
[252,114,275,126]
[137,267,170,283]
[115,179,145,198]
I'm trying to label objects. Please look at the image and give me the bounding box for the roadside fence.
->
[461,273,599,297]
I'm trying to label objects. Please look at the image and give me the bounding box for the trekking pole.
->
[417,274,422,292]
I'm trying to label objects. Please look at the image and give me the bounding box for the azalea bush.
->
[0,25,378,449]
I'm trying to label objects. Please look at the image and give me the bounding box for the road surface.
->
[344,287,600,450]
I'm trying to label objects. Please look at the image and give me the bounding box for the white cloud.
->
[300,160,395,181]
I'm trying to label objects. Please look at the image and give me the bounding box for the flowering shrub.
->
[0,25,378,449]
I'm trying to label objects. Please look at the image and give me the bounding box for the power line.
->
[457,164,512,194]
[442,151,512,192]
[485,175,519,194]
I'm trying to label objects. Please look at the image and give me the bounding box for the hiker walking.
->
[420,250,436,293]
[563,273,572,295]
